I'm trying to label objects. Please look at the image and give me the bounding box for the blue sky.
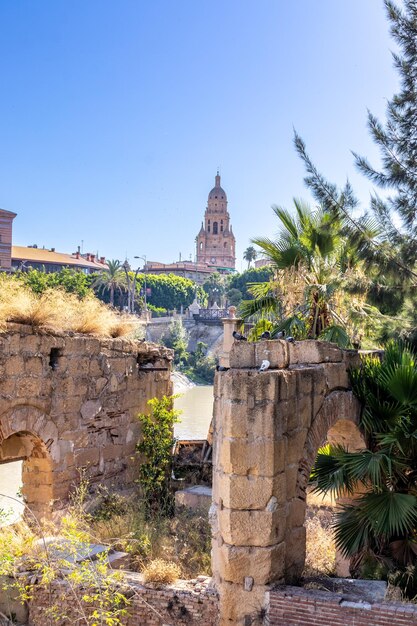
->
[0,0,398,271]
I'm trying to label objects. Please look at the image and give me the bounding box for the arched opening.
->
[287,391,363,581]
[199,242,203,250]
[213,222,218,234]
[0,432,53,522]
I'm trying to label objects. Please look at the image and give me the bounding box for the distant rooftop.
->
[12,246,107,271]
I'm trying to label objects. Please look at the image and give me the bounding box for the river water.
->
[174,384,214,440]
[0,385,214,523]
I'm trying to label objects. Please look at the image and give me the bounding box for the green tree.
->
[92,259,126,307]
[202,272,227,307]
[228,266,274,300]
[243,246,258,269]
[312,341,417,592]
[133,273,204,312]
[240,199,379,346]
[161,319,189,365]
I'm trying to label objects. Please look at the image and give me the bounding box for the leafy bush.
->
[148,304,168,317]
[136,396,181,516]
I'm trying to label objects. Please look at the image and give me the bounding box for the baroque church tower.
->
[196,172,236,270]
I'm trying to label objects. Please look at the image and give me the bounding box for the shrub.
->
[136,396,181,516]
[304,516,336,576]
[142,559,181,584]
[0,276,138,337]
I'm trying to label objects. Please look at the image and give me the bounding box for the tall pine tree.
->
[294,0,417,329]
[354,0,417,257]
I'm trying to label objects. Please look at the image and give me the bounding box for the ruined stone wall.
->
[0,323,172,518]
[212,339,361,625]
[28,575,219,626]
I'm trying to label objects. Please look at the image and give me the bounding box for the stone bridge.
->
[212,338,363,625]
[0,323,172,519]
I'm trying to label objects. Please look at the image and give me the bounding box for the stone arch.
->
[296,390,362,499]
[0,405,62,520]
[213,221,218,234]
[0,431,53,520]
[285,390,363,580]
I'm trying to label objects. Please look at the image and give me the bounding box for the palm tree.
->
[92,259,126,307]
[240,199,380,346]
[243,246,258,269]
[312,341,417,592]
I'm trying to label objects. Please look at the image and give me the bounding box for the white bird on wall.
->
[259,359,270,372]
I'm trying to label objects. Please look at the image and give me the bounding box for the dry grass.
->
[304,516,336,576]
[0,279,138,337]
[142,559,181,584]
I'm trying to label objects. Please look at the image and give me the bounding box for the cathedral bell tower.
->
[196,172,236,270]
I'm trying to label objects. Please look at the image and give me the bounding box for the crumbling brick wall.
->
[28,575,219,626]
[269,585,417,625]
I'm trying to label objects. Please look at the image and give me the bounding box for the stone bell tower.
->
[196,172,236,270]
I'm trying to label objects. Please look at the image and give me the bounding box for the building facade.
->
[196,173,236,271]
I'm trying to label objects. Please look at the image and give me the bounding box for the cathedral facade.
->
[196,172,236,271]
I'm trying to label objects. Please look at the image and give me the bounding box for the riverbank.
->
[171,370,195,394]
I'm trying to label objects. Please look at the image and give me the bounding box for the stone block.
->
[16,377,43,398]
[255,340,288,369]
[278,369,297,400]
[175,485,212,511]
[288,340,343,365]
[286,498,306,528]
[80,399,102,421]
[325,361,350,391]
[24,356,44,376]
[216,541,285,584]
[219,398,277,439]
[218,580,267,625]
[218,508,286,546]
[285,464,298,500]
[5,354,24,376]
[74,448,100,467]
[285,526,306,581]
[218,437,285,476]
[285,429,308,465]
[229,342,255,368]
[215,472,286,510]
[297,394,313,430]
[343,349,361,369]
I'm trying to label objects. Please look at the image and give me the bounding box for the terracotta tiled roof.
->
[12,246,107,270]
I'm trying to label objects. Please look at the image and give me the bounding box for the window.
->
[200,242,203,250]
[221,219,223,232]
[213,222,218,234]
[208,220,210,233]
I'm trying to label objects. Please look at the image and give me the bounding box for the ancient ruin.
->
[212,337,363,625]
[0,323,172,519]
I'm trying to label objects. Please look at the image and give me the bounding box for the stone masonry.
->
[211,339,362,625]
[0,323,172,519]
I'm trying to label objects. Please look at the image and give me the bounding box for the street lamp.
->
[134,255,147,314]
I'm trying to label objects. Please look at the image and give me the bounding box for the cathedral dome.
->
[208,173,227,201]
